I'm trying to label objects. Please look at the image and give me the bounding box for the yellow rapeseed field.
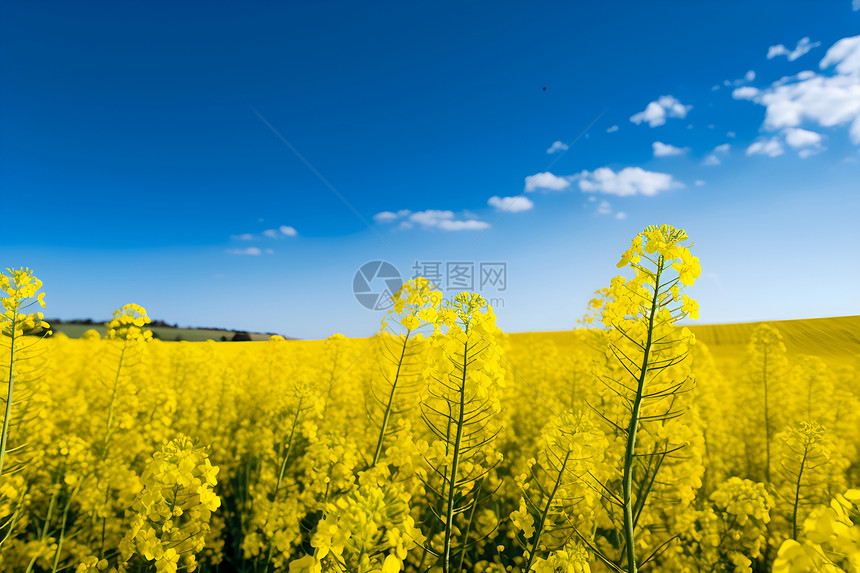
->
[1,225,857,573]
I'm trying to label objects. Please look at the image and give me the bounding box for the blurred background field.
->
[48,316,859,365]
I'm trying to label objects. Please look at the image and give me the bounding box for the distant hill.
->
[46,319,287,342]
[687,315,860,368]
[509,316,859,369]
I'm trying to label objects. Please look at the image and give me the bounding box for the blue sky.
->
[2,1,859,338]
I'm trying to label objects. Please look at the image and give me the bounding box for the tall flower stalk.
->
[420,292,505,573]
[586,225,701,573]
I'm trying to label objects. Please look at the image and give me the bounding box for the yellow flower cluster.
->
[106,303,153,342]
[0,267,50,336]
[773,490,860,572]
[117,438,220,573]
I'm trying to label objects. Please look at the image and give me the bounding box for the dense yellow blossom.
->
[2,227,856,573]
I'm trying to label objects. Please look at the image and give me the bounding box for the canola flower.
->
[1,225,857,573]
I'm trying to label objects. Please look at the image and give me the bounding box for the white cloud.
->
[747,136,785,157]
[577,166,680,196]
[854,0,860,11]
[820,35,860,76]
[736,35,860,146]
[768,37,822,62]
[630,95,692,127]
[437,219,491,231]
[784,128,825,157]
[727,131,736,138]
[226,247,262,256]
[374,210,411,223]
[703,143,730,165]
[606,125,619,133]
[784,127,823,147]
[231,233,255,241]
[524,171,571,192]
[732,86,760,100]
[264,248,274,255]
[597,200,612,215]
[798,148,823,158]
[695,180,706,186]
[258,226,298,238]
[409,210,454,227]
[761,74,860,133]
[724,72,757,88]
[546,140,569,154]
[615,211,627,220]
[487,195,534,213]
[374,211,398,222]
[652,141,688,157]
[375,209,490,231]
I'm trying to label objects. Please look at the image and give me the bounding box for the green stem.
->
[0,309,18,479]
[621,257,663,573]
[51,484,80,572]
[25,478,59,573]
[442,323,470,573]
[524,451,571,572]
[264,400,303,573]
[791,448,808,541]
[102,342,128,459]
[371,329,411,467]
[456,476,485,573]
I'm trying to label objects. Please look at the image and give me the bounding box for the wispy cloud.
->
[487,195,534,213]
[784,127,823,148]
[784,127,825,157]
[732,86,759,100]
[735,35,860,147]
[703,143,731,165]
[630,95,692,127]
[576,166,681,196]
[374,209,491,231]
[606,125,619,133]
[720,70,757,88]
[546,140,569,154]
[235,225,298,241]
[652,141,688,157]
[524,171,571,192]
[226,247,263,256]
[436,219,491,231]
[767,37,821,61]
[373,209,411,223]
[591,198,627,220]
[747,136,785,157]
